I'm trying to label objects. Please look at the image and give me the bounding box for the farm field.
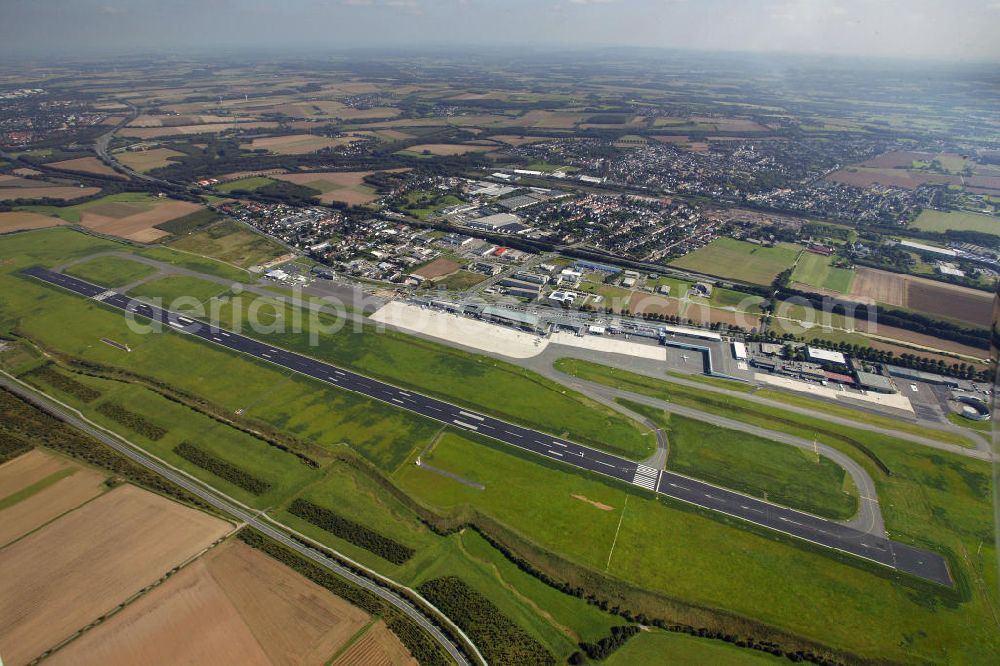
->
[115,147,186,172]
[48,540,381,666]
[240,133,367,155]
[0,450,108,547]
[621,401,858,520]
[848,267,991,327]
[64,255,157,287]
[0,183,102,201]
[911,209,1000,236]
[670,237,801,285]
[47,156,122,178]
[0,485,231,666]
[19,192,203,242]
[332,620,417,666]
[270,170,403,205]
[166,219,288,268]
[790,252,855,293]
[0,211,68,232]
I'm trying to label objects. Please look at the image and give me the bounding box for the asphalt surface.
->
[0,372,476,666]
[23,266,953,587]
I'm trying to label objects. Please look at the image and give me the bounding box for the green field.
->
[670,238,801,286]
[167,219,287,268]
[16,192,158,224]
[620,400,858,519]
[789,252,855,293]
[912,209,1000,236]
[127,275,230,305]
[214,176,277,193]
[64,255,157,287]
[606,630,783,665]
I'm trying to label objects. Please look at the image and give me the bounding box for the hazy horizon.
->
[1,0,999,64]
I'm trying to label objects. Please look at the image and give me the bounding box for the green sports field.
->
[670,238,801,285]
[789,252,855,293]
[911,209,1000,236]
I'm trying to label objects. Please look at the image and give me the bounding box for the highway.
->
[0,372,476,666]
[23,266,953,587]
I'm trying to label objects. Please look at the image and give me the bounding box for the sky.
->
[1,0,998,62]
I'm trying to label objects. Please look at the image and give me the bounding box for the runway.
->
[23,266,952,586]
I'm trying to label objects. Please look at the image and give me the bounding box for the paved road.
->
[23,266,953,587]
[0,372,476,666]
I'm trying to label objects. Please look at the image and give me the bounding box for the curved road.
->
[0,373,479,666]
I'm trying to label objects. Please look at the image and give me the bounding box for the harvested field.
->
[399,143,496,156]
[0,485,230,666]
[120,122,279,139]
[0,211,68,232]
[849,267,905,305]
[333,620,417,666]
[47,157,122,178]
[412,257,462,280]
[271,169,406,205]
[116,148,186,172]
[240,133,367,155]
[49,541,371,666]
[0,451,107,547]
[849,267,991,326]
[0,448,72,498]
[79,199,203,242]
[0,185,101,201]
